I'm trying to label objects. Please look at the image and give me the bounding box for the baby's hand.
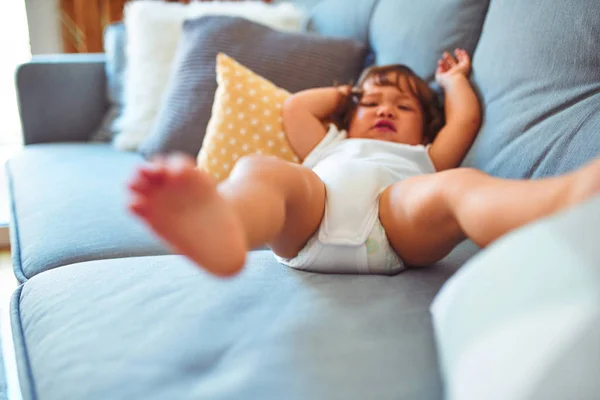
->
[435,49,471,89]
[336,84,352,97]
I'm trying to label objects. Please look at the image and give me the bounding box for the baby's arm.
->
[428,49,481,171]
[283,86,348,161]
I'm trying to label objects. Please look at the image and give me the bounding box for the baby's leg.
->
[379,158,600,266]
[128,154,325,276]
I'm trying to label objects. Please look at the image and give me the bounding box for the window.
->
[0,0,31,148]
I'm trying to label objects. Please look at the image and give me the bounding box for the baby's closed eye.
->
[359,101,378,107]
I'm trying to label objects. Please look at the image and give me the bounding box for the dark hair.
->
[334,65,444,143]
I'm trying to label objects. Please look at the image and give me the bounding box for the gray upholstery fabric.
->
[138,16,368,158]
[464,0,600,178]
[12,243,478,400]
[6,144,170,282]
[305,0,378,44]
[91,23,126,142]
[369,0,490,81]
[15,54,108,145]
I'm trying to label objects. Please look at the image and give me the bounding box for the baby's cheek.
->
[354,108,374,124]
[349,110,366,127]
[353,108,367,119]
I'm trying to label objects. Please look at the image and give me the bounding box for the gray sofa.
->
[4,0,600,399]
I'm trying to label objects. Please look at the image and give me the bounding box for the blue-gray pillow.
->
[304,0,378,44]
[91,22,126,142]
[138,16,368,158]
[369,0,490,81]
[463,0,600,178]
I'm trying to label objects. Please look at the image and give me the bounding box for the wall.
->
[24,0,62,54]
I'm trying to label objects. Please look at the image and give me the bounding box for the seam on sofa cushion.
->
[364,0,380,48]
[10,285,37,400]
[469,1,492,59]
[5,161,27,283]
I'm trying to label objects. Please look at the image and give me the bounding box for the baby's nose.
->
[377,105,395,118]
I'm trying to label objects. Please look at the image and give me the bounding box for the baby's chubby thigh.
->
[228,155,326,259]
[378,174,465,266]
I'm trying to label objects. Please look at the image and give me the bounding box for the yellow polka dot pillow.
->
[198,53,300,181]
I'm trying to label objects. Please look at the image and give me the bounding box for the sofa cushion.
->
[464,0,600,178]
[11,244,478,400]
[138,16,368,158]
[431,196,600,400]
[369,0,490,81]
[304,0,378,44]
[6,144,170,281]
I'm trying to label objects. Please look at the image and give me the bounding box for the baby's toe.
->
[128,195,151,218]
[128,173,154,196]
[138,164,167,185]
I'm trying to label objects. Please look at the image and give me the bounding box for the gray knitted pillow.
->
[139,16,368,158]
[463,0,600,178]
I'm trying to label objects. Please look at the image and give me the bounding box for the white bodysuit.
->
[275,124,437,275]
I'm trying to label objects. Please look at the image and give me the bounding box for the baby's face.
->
[347,74,424,145]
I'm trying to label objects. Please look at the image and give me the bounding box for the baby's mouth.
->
[373,120,396,132]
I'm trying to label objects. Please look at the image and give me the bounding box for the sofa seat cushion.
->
[11,244,478,400]
[6,143,170,282]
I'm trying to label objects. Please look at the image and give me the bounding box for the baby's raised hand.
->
[435,49,471,89]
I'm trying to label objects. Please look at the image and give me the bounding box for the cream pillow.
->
[198,53,299,181]
[431,196,600,400]
[114,1,304,151]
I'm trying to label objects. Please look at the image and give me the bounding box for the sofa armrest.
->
[16,54,108,144]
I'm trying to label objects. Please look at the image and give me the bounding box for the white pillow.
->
[430,196,600,400]
[114,1,304,151]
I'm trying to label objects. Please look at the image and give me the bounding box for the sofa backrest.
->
[368,0,489,82]
[304,0,378,44]
[464,0,600,178]
[306,0,600,178]
[306,0,490,81]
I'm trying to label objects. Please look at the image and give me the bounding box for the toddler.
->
[128,50,600,276]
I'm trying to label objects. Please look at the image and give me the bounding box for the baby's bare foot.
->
[128,155,247,276]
